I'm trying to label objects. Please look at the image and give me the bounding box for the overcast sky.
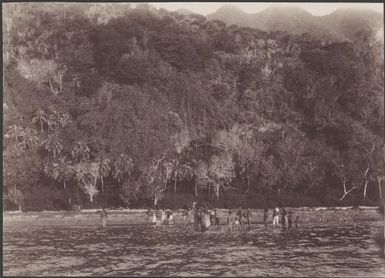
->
[146,2,383,16]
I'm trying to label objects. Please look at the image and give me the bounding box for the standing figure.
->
[228,210,236,232]
[155,209,162,227]
[287,211,293,230]
[168,210,175,225]
[151,210,157,226]
[161,209,167,226]
[182,208,189,226]
[281,208,287,231]
[193,206,198,230]
[243,208,252,229]
[165,209,171,225]
[100,208,108,227]
[272,207,280,228]
[294,215,300,230]
[236,207,244,230]
[210,209,216,225]
[195,207,203,231]
[202,209,211,232]
[214,209,220,225]
[234,215,240,231]
[263,208,269,229]
[145,209,152,226]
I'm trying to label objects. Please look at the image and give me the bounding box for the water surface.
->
[3,223,384,276]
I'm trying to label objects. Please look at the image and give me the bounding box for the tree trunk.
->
[40,119,43,133]
[76,188,80,207]
[363,180,368,200]
[208,183,210,197]
[214,184,219,200]
[48,78,55,95]
[18,205,22,212]
[59,73,63,92]
[174,170,177,193]
[102,176,107,209]
[154,194,160,207]
[194,182,198,198]
[63,180,66,190]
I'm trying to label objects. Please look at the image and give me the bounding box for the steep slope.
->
[3,4,384,210]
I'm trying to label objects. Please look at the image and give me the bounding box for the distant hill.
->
[321,8,384,42]
[207,5,383,42]
[175,8,197,16]
[206,5,252,27]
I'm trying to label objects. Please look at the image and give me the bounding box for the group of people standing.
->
[191,202,220,232]
[267,207,299,231]
[227,208,252,231]
[146,208,175,227]
[99,205,300,232]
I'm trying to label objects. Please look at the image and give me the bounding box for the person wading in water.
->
[295,215,300,230]
[281,208,287,231]
[287,211,293,230]
[182,208,189,226]
[243,208,252,230]
[264,208,269,229]
[100,208,108,227]
[272,207,279,228]
[236,207,243,230]
[227,210,236,232]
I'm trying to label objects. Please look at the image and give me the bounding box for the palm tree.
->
[113,154,134,183]
[54,157,74,190]
[48,111,72,130]
[57,112,72,129]
[72,161,99,203]
[71,140,90,162]
[42,134,63,159]
[96,155,111,208]
[20,127,39,150]
[44,157,74,207]
[32,108,48,133]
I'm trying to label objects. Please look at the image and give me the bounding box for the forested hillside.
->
[3,3,384,211]
[207,5,384,42]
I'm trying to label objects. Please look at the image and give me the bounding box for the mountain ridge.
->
[207,5,383,42]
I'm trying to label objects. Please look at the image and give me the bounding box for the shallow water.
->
[3,222,384,276]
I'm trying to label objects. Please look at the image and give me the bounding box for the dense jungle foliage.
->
[3,3,384,211]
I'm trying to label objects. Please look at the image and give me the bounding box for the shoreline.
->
[3,205,380,214]
[4,206,382,227]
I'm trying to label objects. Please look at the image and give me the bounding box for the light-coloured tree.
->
[32,108,49,133]
[96,155,111,208]
[17,58,60,95]
[73,162,99,202]
[42,134,63,159]
[71,140,90,162]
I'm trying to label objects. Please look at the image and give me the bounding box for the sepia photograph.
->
[2,1,385,276]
